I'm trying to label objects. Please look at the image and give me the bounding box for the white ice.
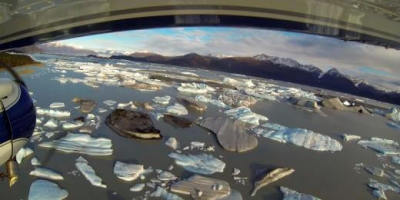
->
[30,167,64,181]
[177,83,215,94]
[392,156,400,165]
[39,133,113,156]
[157,171,177,181]
[168,152,225,175]
[36,108,70,118]
[16,147,34,164]
[166,103,188,116]
[62,121,84,130]
[223,77,254,88]
[28,179,68,200]
[75,156,107,188]
[130,183,145,192]
[165,137,179,150]
[368,179,400,200]
[253,123,343,152]
[280,187,321,200]
[358,137,400,155]
[153,96,171,105]
[341,134,361,142]
[225,107,268,126]
[31,157,41,166]
[195,95,229,109]
[386,107,400,122]
[49,102,65,109]
[150,186,183,200]
[113,161,144,181]
[103,100,117,106]
[43,119,58,129]
[181,71,199,77]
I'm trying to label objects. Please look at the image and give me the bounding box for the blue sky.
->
[56,27,400,88]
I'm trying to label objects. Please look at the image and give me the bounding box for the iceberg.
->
[358,137,400,155]
[280,187,321,200]
[224,107,268,126]
[30,167,64,181]
[28,179,68,200]
[49,102,65,109]
[16,147,34,164]
[113,161,144,181]
[153,96,171,105]
[368,179,400,200]
[219,89,257,107]
[103,100,117,106]
[168,152,225,175]
[75,156,107,188]
[166,103,188,116]
[387,121,400,130]
[31,157,41,166]
[195,95,229,109]
[130,183,145,192]
[341,134,361,142]
[43,119,58,129]
[385,107,400,122]
[150,186,183,200]
[253,123,343,152]
[165,137,179,150]
[36,108,70,118]
[157,171,177,181]
[39,133,113,156]
[61,121,84,130]
[177,83,215,94]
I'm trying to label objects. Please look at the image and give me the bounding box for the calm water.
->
[0,54,399,200]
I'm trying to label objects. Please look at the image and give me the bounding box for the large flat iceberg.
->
[253,123,342,152]
[28,179,68,200]
[168,152,225,175]
[39,133,113,156]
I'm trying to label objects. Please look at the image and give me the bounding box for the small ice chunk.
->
[225,107,268,126]
[44,119,58,129]
[98,108,107,113]
[153,96,171,105]
[343,100,351,106]
[254,123,343,152]
[30,167,64,181]
[158,171,177,181]
[358,137,400,155]
[86,114,96,120]
[168,152,225,175]
[190,141,205,150]
[177,83,215,94]
[28,179,68,200]
[16,147,34,164]
[62,121,84,130]
[181,71,199,77]
[165,137,179,150]
[39,133,113,156]
[232,168,241,176]
[166,103,188,116]
[75,156,107,188]
[392,156,400,165]
[341,134,361,142]
[130,183,145,192]
[31,157,41,166]
[45,132,55,139]
[49,102,65,109]
[280,187,321,200]
[113,161,144,181]
[36,118,42,125]
[103,100,117,106]
[150,186,183,200]
[36,108,70,118]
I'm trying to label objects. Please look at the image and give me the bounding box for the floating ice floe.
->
[36,108,70,118]
[251,168,295,196]
[195,95,229,109]
[158,171,178,181]
[172,175,231,199]
[28,179,68,200]
[166,103,188,116]
[177,83,215,94]
[75,156,107,188]
[341,134,361,142]
[385,107,400,122]
[30,167,64,181]
[98,108,107,113]
[16,147,34,164]
[113,161,144,181]
[387,121,400,130]
[165,137,179,150]
[31,157,41,166]
[168,153,225,175]
[223,77,254,88]
[39,133,113,156]
[150,186,183,200]
[280,187,321,200]
[103,100,117,106]
[358,137,400,155]
[61,121,84,130]
[153,96,171,105]
[43,119,58,129]
[219,89,257,107]
[130,183,145,192]
[253,123,343,152]
[392,156,400,165]
[181,71,199,77]
[49,102,65,109]
[224,107,268,126]
[368,179,400,200]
